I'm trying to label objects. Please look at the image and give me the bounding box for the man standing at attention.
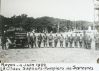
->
[43,33,48,47]
[59,34,64,48]
[48,32,53,48]
[38,33,42,48]
[54,34,59,47]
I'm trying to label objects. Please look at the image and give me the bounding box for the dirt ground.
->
[0,47,99,63]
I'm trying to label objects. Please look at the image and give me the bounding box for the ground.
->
[0,33,99,63]
[0,47,99,63]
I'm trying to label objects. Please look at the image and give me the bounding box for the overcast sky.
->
[1,0,94,21]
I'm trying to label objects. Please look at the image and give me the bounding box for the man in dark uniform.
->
[27,32,31,48]
[87,36,92,49]
[74,34,79,48]
[32,33,36,48]
[43,33,48,47]
[38,33,42,48]
[69,34,73,48]
[1,31,7,50]
[95,37,99,50]
[1,36,7,50]
[83,34,88,49]
[59,34,64,48]
[65,35,69,48]
[79,34,83,48]
[54,34,59,47]
[48,33,53,48]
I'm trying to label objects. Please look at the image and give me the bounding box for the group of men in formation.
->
[27,32,92,49]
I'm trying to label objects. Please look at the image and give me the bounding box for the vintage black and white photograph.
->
[0,0,99,63]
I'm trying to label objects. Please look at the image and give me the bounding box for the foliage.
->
[0,14,92,33]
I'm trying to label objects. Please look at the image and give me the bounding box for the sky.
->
[1,0,94,21]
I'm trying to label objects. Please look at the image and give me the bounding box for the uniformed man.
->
[6,37,12,49]
[69,34,73,48]
[87,36,92,49]
[48,33,53,47]
[79,34,83,48]
[83,34,88,49]
[1,33,7,50]
[27,32,31,48]
[43,33,48,47]
[31,33,36,48]
[74,34,79,48]
[59,34,64,48]
[95,37,99,50]
[65,35,69,48]
[54,34,59,47]
[38,33,42,48]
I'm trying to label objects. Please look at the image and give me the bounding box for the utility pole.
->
[93,0,99,50]
[94,0,99,30]
[0,0,1,15]
[57,22,60,33]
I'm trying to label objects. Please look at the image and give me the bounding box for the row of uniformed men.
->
[27,33,92,49]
